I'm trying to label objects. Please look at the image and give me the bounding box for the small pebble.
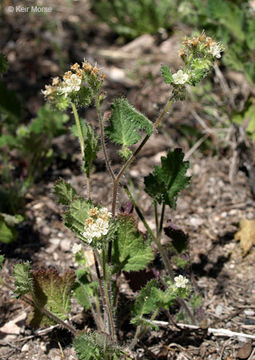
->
[215,304,223,317]
[244,309,255,316]
[21,343,29,352]
[60,239,71,252]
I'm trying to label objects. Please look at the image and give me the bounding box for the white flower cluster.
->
[82,207,112,244]
[61,73,82,96]
[174,275,189,289]
[72,243,82,255]
[172,70,189,85]
[208,42,222,59]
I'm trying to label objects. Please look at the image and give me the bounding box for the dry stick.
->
[151,321,255,341]
[2,280,77,335]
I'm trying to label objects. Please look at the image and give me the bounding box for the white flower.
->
[172,70,189,85]
[208,42,222,59]
[82,210,110,244]
[72,243,82,254]
[61,74,82,95]
[99,207,112,218]
[94,218,109,236]
[42,85,54,97]
[174,275,189,288]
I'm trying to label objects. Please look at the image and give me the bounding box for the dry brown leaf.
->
[234,218,255,255]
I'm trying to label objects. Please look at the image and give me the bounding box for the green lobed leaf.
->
[131,279,159,318]
[13,263,33,297]
[106,98,153,154]
[144,148,190,209]
[161,65,173,84]
[74,332,123,360]
[29,268,75,327]
[63,198,93,241]
[130,316,159,330]
[29,104,68,137]
[54,179,78,205]
[112,214,154,273]
[72,269,95,310]
[0,213,23,244]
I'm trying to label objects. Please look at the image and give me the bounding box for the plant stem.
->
[1,279,77,335]
[71,102,85,157]
[159,203,165,235]
[95,95,116,182]
[94,250,116,341]
[124,187,195,324]
[154,202,159,237]
[130,308,160,350]
[124,185,155,240]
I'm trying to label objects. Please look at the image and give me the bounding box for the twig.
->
[184,134,210,161]
[151,321,255,340]
[214,63,235,108]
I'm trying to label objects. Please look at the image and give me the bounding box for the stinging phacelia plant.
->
[1,33,223,360]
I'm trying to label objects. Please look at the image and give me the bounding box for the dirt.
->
[1,1,255,359]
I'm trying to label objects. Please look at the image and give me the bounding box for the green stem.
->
[130,307,160,350]
[159,203,165,235]
[154,202,159,237]
[124,185,155,240]
[94,250,116,341]
[95,96,116,181]
[124,187,195,324]
[71,102,85,157]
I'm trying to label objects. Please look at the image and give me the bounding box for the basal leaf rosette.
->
[42,62,105,110]
[161,33,224,100]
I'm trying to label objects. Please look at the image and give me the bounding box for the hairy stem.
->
[94,250,116,341]
[71,102,85,157]
[95,96,116,182]
[158,203,165,235]
[124,187,195,324]
[154,202,159,237]
[130,308,160,350]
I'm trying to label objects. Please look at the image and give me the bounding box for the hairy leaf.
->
[106,98,153,153]
[64,198,92,241]
[131,279,159,317]
[54,179,78,205]
[74,332,123,360]
[144,148,190,209]
[164,220,189,253]
[112,214,154,273]
[29,104,68,136]
[29,268,75,327]
[73,269,97,310]
[130,316,158,330]
[13,263,33,297]
[161,65,173,84]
